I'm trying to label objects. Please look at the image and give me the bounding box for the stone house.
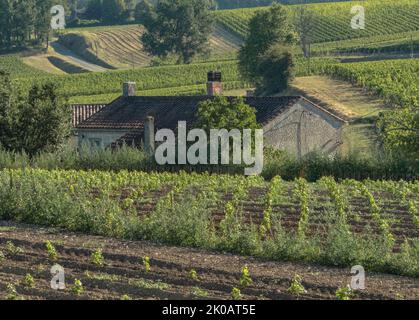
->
[72,72,347,156]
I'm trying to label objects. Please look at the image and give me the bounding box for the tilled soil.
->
[0,221,417,300]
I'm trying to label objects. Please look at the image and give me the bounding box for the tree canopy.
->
[238,4,296,94]
[255,44,295,95]
[0,0,69,50]
[136,0,215,64]
[195,96,259,132]
[0,72,71,155]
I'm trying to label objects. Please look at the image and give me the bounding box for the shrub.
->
[239,266,253,288]
[91,249,105,266]
[287,274,306,296]
[45,241,58,261]
[72,279,84,295]
[335,285,354,300]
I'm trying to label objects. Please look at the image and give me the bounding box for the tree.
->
[195,96,259,132]
[102,0,125,24]
[0,0,55,50]
[0,0,13,48]
[0,72,71,155]
[238,4,295,82]
[85,0,103,21]
[0,71,17,150]
[293,6,315,58]
[136,0,215,64]
[255,44,295,95]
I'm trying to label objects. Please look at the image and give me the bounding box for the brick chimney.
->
[123,82,136,97]
[207,71,222,96]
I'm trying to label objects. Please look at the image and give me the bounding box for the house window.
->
[89,138,102,148]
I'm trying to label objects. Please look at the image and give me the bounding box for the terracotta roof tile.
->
[72,104,107,127]
[76,96,303,130]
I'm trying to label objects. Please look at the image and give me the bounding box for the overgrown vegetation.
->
[0,146,417,181]
[0,72,71,156]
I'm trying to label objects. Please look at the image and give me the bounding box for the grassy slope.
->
[58,24,241,69]
[287,76,384,156]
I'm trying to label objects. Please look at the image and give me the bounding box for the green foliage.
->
[254,44,295,94]
[238,3,295,84]
[189,269,199,281]
[121,294,132,300]
[239,265,253,288]
[137,0,215,64]
[0,56,47,78]
[287,274,306,296]
[102,0,126,24]
[45,240,58,261]
[0,0,54,49]
[216,1,419,43]
[85,0,104,21]
[91,248,105,266]
[231,287,242,300]
[335,285,354,300]
[142,256,150,272]
[6,241,23,255]
[22,274,35,288]
[196,96,259,133]
[294,178,310,239]
[378,107,419,161]
[5,283,20,300]
[0,169,417,277]
[13,60,243,100]
[72,279,84,295]
[0,72,71,156]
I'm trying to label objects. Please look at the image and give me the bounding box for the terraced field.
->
[59,24,241,69]
[0,222,417,300]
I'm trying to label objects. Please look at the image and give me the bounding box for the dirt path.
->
[50,42,107,72]
[0,222,417,300]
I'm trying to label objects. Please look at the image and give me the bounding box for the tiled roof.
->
[76,96,306,130]
[75,95,347,148]
[72,104,107,127]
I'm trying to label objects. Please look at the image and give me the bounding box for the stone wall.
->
[263,101,345,156]
[77,129,129,149]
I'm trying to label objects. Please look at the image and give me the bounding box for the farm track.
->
[0,222,417,300]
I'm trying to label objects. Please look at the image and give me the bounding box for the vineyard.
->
[12,60,247,101]
[310,31,419,56]
[215,0,419,42]
[0,55,48,79]
[0,169,417,279]
[320,59,419,108]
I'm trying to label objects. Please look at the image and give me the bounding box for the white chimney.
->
[123,82,136,97]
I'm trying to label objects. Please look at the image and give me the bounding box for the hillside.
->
[58,24,241,69]
[216,0,419,42]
